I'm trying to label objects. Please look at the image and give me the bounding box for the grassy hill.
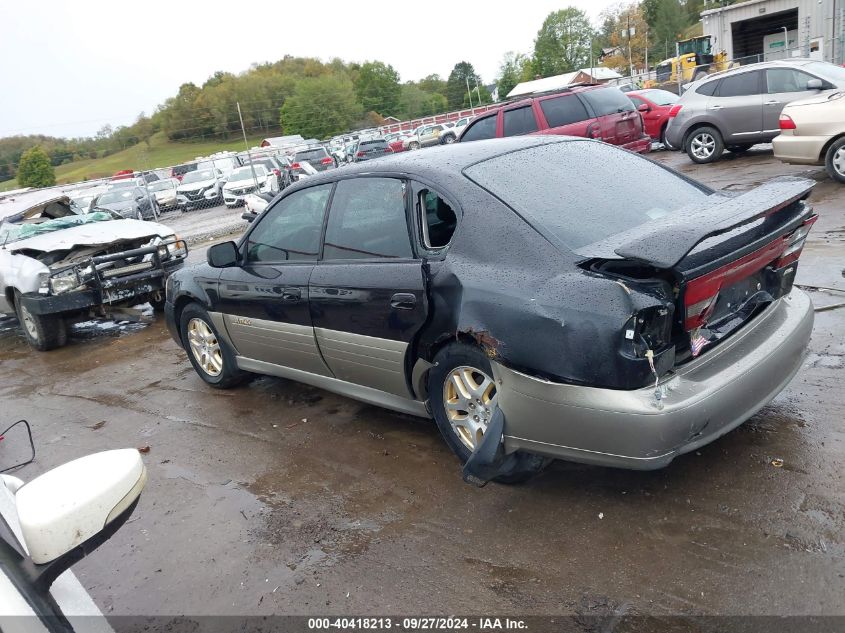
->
[0,131,267,192]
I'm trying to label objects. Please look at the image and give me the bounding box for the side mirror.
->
[806,78,823,90]
[242,211,257,223]
[637,103,650,113]
[207,240,240,267]
[15,449,146,588]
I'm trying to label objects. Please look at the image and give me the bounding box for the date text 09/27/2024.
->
[307,618,528,630]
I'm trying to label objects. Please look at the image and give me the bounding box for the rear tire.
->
[659,124,672,150]
[409,141,420,150]
[824,137,845,184]
[13,290,67,351]
[428,342,545,484]
[441,134,456,145]
[685,126,723,164]
[179,303,248,389]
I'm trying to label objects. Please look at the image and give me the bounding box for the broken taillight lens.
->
[775,215,818,268]
[668,105,683,118]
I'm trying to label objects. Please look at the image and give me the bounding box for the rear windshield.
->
[295,148,328,162]
[463,141,708,250]
[360,140,387,148]
[580,87,635,116]
[172,163,197,176]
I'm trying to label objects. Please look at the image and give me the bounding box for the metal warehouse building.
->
[701,0,844,65]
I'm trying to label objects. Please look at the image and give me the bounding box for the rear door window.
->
[323,178,412,260]
[715,71,762,97]
[540,95,591,127]
[460,115,498,142]
[695,80,718,96]
[580,88,635,116]
[502,106,538,137]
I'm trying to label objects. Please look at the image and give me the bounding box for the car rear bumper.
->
[772,134,826,165]
[622,136,652,154]
[496,289,813,470]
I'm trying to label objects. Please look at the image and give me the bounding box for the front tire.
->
[685,126,724,164]
[14,290,67,351]
[824,137,845,184]
[409,141,420,150]
[179,303,247,388]
[441,134,456,145]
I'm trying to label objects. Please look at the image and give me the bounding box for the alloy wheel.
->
[691,133,716,160]
[833,146,845,177]
[442,366,498,451]
[187,318,223,376]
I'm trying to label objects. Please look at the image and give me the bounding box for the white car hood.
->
[224,178,266,191]
[178,179,218,192]
[9,219,173,253]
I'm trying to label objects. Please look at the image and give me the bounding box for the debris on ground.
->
[86,421,107,430]
[771,458,784,468]
[137,445,151,454]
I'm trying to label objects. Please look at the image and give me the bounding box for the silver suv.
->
[666,59,845,163]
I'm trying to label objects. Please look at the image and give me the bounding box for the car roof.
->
[291,136,579,186]
[695,58,820,84]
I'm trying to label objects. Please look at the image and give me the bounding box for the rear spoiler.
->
[614,177,815,269]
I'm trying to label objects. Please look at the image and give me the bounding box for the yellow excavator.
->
[645,36,732,91]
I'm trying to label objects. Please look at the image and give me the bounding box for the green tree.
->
[417,74,447,97]
[280,75,362,139]
[353,61,401,116]
[17,146,56,188]
[533,7,595,77]
[446,62,482,110]
[496,52,531,100]
[463,83,492,108]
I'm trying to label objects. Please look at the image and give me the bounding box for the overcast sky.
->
[0,0,617,139]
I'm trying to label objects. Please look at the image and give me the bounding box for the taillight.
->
[683,214,818,330]
[586,122,601,139]
[272,168,280,176]
[291,162,301,169]
[320,157,333,165]
[779,114,796,130]
[384,147,393,153]
[356,151,365,158]
[668,105,683,118]
[775,214,818,268]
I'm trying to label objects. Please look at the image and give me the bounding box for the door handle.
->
[764,100,780,105]
[390,293,417,310]
[281,288,301,301]
[708,105,723,110]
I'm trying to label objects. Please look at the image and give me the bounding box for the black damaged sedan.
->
[165,136,815,484]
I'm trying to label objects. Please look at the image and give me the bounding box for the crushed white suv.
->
[0,191,187,351]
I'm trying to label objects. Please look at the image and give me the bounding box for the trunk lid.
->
[587,176,816,362]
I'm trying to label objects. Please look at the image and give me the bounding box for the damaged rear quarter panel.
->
[419,185,673,390]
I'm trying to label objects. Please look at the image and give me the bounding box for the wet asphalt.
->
[0,147,843,620]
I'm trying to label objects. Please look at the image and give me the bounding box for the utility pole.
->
[140,149,158,221]
[627,14,634,78]
[237,101,260,193]
[465,77,474,108]
[473,77,483,105]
